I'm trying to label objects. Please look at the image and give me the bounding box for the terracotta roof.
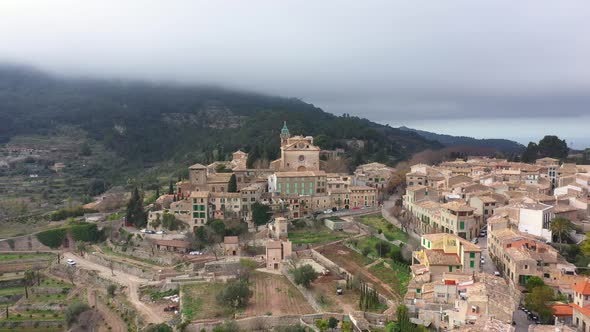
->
[573,279,590,295]
[551,303,573,317]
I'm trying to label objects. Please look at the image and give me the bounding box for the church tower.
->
[280,121,290,147]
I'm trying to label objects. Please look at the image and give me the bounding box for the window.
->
[470,260,475,268]
[449,266,453,272]
[460,221,465,230]
[469,252,475,258]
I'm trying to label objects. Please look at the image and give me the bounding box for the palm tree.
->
[550,217,574,249]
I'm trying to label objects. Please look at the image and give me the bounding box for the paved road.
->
[477,236,497,275]
[63,252,164,325]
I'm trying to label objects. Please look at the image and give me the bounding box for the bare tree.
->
[66,266,76,285]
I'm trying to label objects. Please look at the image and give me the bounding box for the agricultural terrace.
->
[288,220,349,246]
[181,271,313,321]
[309,274,386,314]
[318,243,404,300]
[181,282,233,321]
[358,215,408,243]
[368,261,410,296]
[0,253,55,274]
[243,272,314,317]
[0,276,75,329]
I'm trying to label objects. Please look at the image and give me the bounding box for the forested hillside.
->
[0,64,440,187]
[399,126,525,154]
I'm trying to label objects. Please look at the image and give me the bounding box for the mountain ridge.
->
[399,126,525,154]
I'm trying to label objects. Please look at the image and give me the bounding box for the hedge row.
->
[36,228,68,249]
[36,223,101,248]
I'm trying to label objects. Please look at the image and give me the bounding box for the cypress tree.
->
[168,181,174,195]
[228,174,237,193]
[126,187,147,228]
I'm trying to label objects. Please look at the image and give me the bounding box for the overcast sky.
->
[2,1,589,148]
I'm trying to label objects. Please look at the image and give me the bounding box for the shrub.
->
[65,302,90,327]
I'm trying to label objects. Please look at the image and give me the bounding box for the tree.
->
[293,264,318,288]
[75,240,88,256]
[525,285,555,323]
[328,317,338,330]
[23,269,35,299]
[65,302,90,327]
[228,174,237,192]
[126,187,147,228]
[216,280,252,309]
[521,142,539,163]
[550,217,574,248]
[66,265,76,285]
[251,202,271,226]
[168,181,174,195]
[525,276,545,292]
[538,135,569,159]
[315,319,329,332]
[107,284,117,298]
[208,219,226,237]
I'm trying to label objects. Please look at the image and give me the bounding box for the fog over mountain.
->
[1,1,589,147]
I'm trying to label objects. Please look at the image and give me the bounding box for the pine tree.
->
[168,180,174,195]
[155,187,160,199]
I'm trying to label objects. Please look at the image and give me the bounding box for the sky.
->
[1,1,589,148]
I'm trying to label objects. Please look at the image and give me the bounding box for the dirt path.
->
[63,252,164,325]
[364,258,383,269]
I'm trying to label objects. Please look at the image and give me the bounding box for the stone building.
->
[270,122,321,172]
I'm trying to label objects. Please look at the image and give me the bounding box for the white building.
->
[516,202,554,242]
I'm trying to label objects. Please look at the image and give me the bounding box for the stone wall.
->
[0,235,51,251]
[187,315,303,332]
[85,253,154,279]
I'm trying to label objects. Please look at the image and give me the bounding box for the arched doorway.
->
[297,165,307,171]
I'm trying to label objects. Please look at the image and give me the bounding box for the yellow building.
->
[412,233,482,278]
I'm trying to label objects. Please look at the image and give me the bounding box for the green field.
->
[359,215,408,243]
[181,282,231,320]
[0,286,24,297]
[368,261,411,296]
[288,226,348,245]
[0,253,55,262]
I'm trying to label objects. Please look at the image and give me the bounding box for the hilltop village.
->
[1,123,590,332]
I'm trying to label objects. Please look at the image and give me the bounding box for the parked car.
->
[145,230,156,234]
[324,209,333,214]
[189,251,202,256]
[140,229,147,233]
[480,258,485,264]
[336,286,343,295]
[156,230,166,235]
[471,238,478,244]
[352,206,361,210]
[494,271,501,277]
[66,259,76,266]
[479,231,486,237]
